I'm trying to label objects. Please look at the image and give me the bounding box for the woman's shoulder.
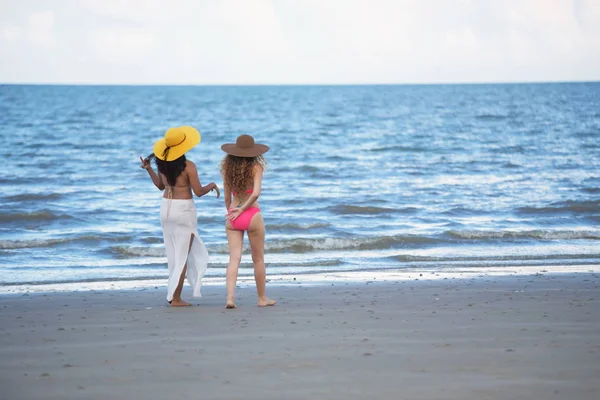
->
[185,160,197,170]
[252,163,264,173]
[182,160,197,181]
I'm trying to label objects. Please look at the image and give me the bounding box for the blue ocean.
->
[1,83,599,293]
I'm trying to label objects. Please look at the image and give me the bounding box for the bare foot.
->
[225,297,236,309]
[258,297,276,307]
[169,299,192,307]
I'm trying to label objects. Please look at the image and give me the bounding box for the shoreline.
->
[1,272,599,399]
[2,263,600,296]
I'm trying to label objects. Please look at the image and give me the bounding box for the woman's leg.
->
[226,223,244,308]
[247,213,276,307]
[170,234,194,307]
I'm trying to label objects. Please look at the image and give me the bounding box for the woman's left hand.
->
[227,208,242,221]
[212,183,221,199]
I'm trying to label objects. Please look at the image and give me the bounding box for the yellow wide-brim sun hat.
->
[153,126,201,161]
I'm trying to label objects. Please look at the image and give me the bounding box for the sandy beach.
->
[1,272,599,400]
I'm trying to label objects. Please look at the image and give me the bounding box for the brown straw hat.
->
[221,135,269,157]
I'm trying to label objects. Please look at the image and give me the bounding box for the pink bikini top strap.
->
[232,188,253,196]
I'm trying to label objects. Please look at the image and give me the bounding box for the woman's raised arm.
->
[140,156,165,190]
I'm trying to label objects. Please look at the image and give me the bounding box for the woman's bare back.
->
[161,163,193,199]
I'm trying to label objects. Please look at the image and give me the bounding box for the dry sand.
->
[1,272,599,400]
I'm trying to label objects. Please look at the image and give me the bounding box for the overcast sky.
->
[1,0,599,84]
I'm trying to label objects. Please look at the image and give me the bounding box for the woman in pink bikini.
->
[220,134,276,309]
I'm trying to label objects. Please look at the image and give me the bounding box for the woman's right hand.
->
[227,208,242,221]
[139,156,151,170]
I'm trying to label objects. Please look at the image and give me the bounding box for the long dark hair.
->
[145,154,187,186]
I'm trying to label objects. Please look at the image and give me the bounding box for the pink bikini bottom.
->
[229,207,261,231]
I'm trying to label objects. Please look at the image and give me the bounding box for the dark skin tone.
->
[140,156,220,199]
[141,156,220,306]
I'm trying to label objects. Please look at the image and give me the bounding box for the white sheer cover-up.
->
[160,198,208,302]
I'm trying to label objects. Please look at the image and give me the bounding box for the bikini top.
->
[165,185,191,201]
[162,172,190,197]
[166,185,190,189]
[165,185,190,195]
[232,189,253,196]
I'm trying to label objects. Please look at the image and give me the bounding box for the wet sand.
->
[1,273,599,400]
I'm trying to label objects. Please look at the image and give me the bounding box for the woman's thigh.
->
[247,213,265,261]
[226,222,244,262]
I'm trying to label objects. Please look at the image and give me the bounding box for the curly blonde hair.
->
[220,155,266,195]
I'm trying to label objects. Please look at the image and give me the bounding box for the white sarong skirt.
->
[160,198,208,302]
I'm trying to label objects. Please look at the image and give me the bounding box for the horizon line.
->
[1,79,599,87]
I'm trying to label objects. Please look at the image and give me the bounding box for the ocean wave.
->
[0,177,38,184]
[211,259,344,269]
[328,205,417,215]
[492,145,525,154]
[441,207,484,216]
[111,246,165,257]
[25,142,45,149]
[195,235,439,254]
[0,234,134,250]
[108,243,352,264]
[0,260,346,286]
[368,145,427,153]
[62,118,92,125]
[447,229,600,241]
[581,188,600,194]
[475,113,508,120]
[327,155,354,161]
[390,253,600,263]
[503,162,522,169]
[114,229,600,258]
[4,193,63,202]
[267,222,330,231]
[260,235,439,253]
[298,165,320,172]
[140,236,164,244]
[15,121,35,128]
[0,238,69,249]
[0,275,166,287]
[0,210,71,222]
[517,200,599,215]
[575,131,598,138]
[102,229,600,257]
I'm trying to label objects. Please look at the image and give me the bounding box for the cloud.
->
[89,28,158,64]
[1,10,56,49]
[78,0,168,23]
[0,0,599,83]
[1,25,21,43]
[27,10,56,49]
[574,0,600,36]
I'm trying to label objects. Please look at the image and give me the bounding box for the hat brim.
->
[221,143,269,157]
[153,126,201,161]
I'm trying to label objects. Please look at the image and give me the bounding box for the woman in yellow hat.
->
[220,134,276,309]
[140,126,220,306]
